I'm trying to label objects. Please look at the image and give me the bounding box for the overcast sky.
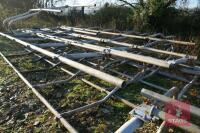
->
[57,0,199,8]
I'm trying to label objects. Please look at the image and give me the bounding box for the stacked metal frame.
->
[0,25,199,133]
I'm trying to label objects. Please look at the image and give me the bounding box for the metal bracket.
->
[168,57,189,68]
[129,104,155,122]
[102,48,112,60]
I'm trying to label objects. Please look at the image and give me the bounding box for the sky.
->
[178,0,199,8]
[57,0,199,8]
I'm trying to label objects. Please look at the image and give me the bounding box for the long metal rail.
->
[0,52,78,133]
[22,28,200,79]
[58,28,197,59]
[0,32,125,88]
[30,32,174,68]
[23,29,199,74]
[61,26,196,46]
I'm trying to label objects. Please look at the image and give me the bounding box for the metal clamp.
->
[102,48,111,55]
[130,104,155,122]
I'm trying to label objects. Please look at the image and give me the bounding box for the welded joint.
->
[34,55,46,62]
[50,62,62,69]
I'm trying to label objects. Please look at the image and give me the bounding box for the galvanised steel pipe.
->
[157,76,197,133]
[179,65,200,75]
[61,87,120,116]
[153,107,200,133]
[177,75,199,100]
[34,33,172,68]
[8,12,40,24]
[85,60,169,92]
[25,48,136,109]
[141,89,200,118]
[63,52,102,60]
[0,32,125,88]
[115,117,144,133]
[62,26,196,46]
[127,61,200,81]
[7,12,41,31]
[4,8,62,33]
[3,12,31,26]
[61,30,197,59]
[33,43,66,48]
[29,8,62,12]
[4,8,62,25]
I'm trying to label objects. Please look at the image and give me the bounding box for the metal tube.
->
[141,89,200,118]
[8,12,40,27]
[29,8,62,12]
[34,33,172,68]
[157,86,186,133]
[0,32,125,88]
[85,59,169,92]
[157,121,167,133]
[61,87,120,116]
[128,62,200,83]
[64,52,102,60]
[33,43,66,48]
[152,107,200,133]
[62,32,196,59]
[3,11,31,26]
[139,80,168,92]
[36,28,196,59]
[80,79,136,108]
[26,49,136,109]
[62,26,196,46]
[60,56,151,116]
[18,37,45,41]
[177,76,198,99]
[0,52,78,133]
[4,8,62,32]
[179,65,200,75]
[115,117,144,133]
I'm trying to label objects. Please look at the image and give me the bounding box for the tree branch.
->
[118,0,136,8]
[164,0,177,8]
